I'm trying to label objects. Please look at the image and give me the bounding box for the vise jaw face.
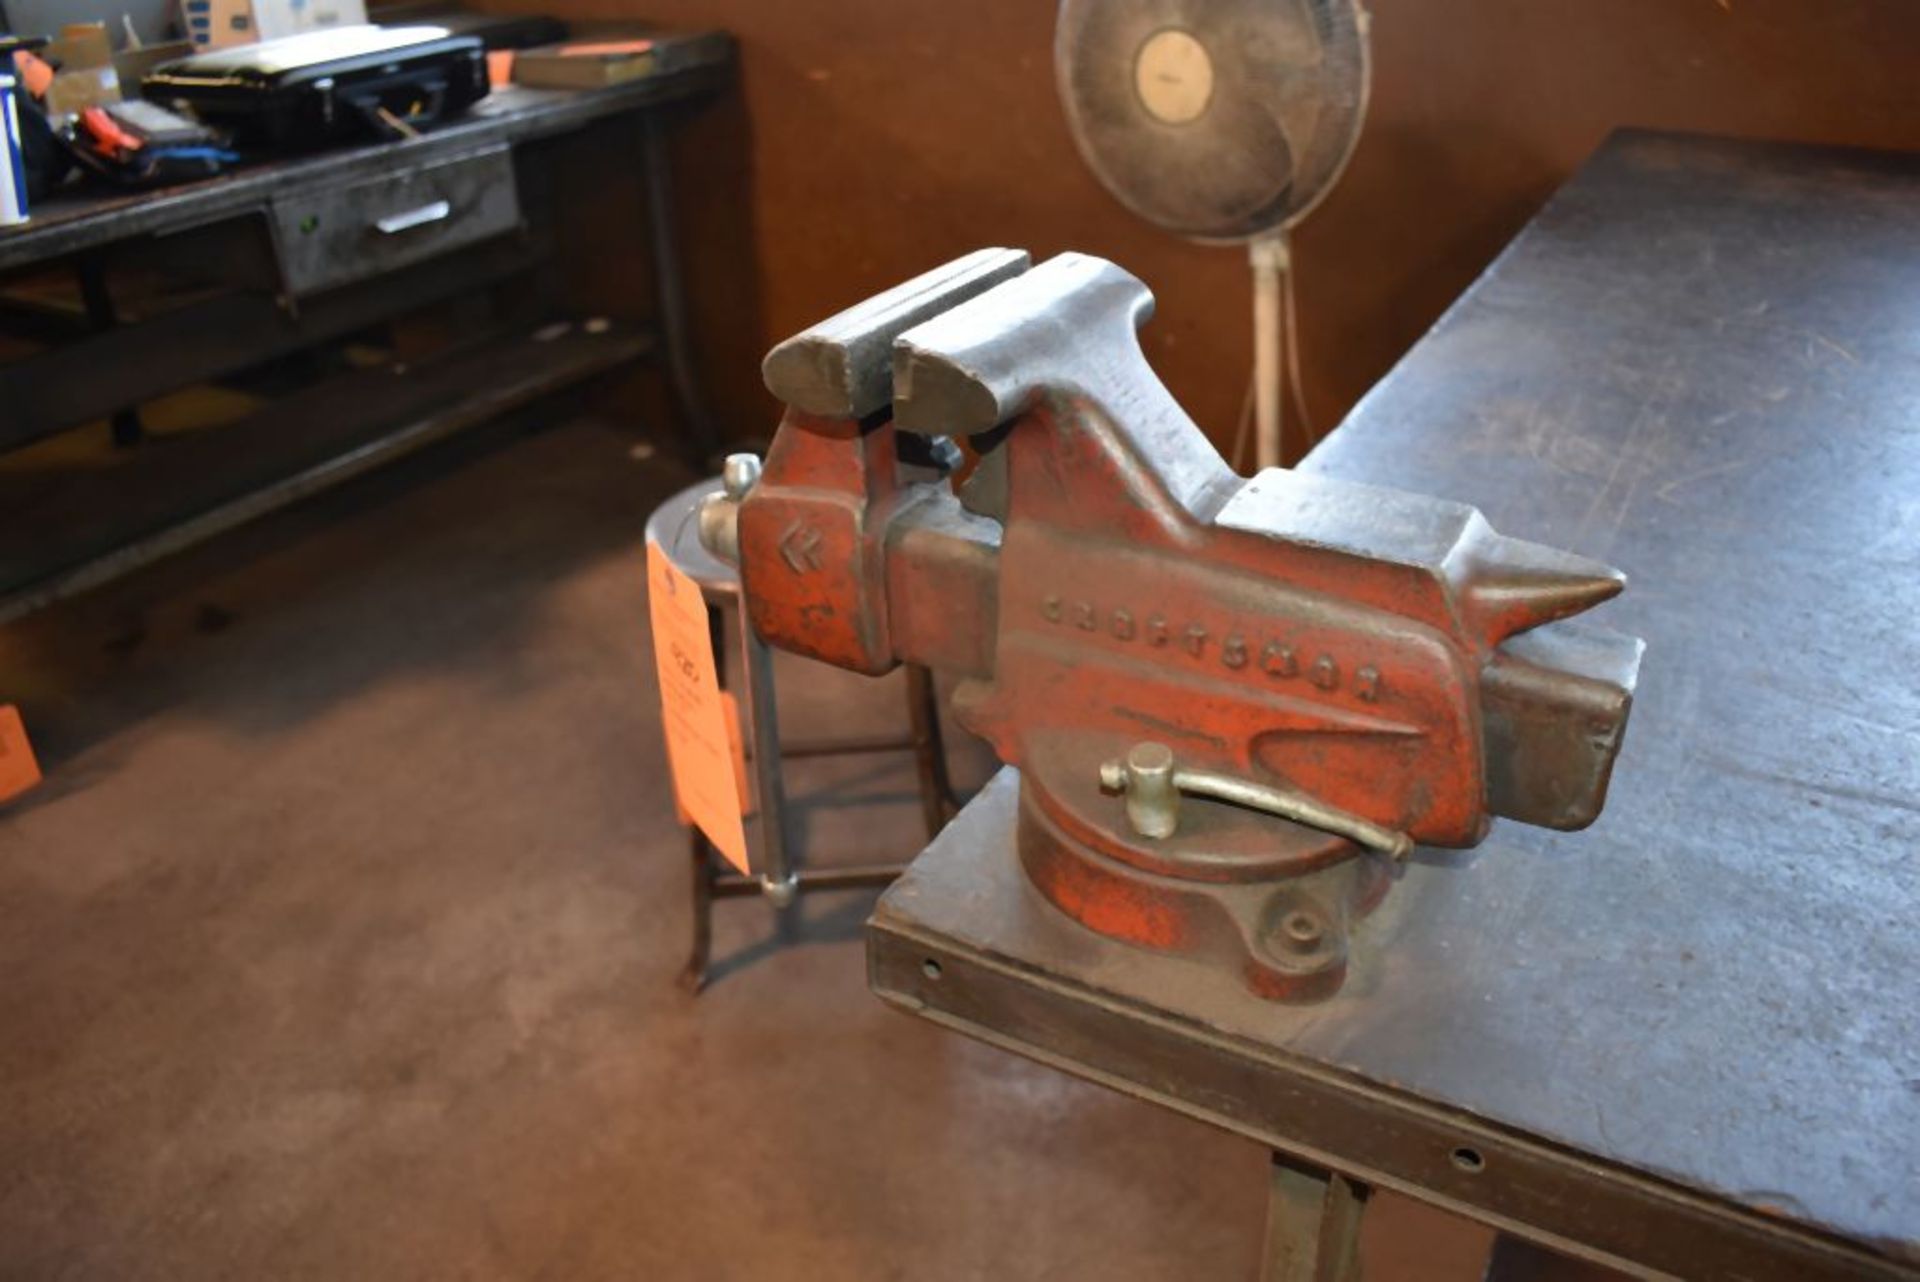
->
[704,248,1644,1001]
[730,249,1030,675]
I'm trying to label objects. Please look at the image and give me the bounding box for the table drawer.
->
[269,145,521,297]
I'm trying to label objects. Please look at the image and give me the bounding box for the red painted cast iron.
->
[700,248,1643,1001]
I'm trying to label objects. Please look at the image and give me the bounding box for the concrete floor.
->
[0,418,1497,1280]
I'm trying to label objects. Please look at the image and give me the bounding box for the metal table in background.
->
[0,35,730,624]
[870,130,1920,1280]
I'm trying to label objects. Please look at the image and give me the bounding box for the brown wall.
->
[521,0,1920,461]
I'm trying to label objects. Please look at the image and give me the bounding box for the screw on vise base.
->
[1277,909,1326,954]
[1100,741,1415,862]
[1099,742,1181,838]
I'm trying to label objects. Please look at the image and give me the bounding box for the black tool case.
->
[142,26,489,150]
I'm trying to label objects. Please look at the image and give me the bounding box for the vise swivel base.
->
[701,248,1644,1003]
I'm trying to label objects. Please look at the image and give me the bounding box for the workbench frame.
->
[0,50,730,625]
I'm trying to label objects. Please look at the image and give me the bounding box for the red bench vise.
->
[699,248,1644,1002]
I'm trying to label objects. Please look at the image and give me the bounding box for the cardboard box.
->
[44,24,124,119]
[184,0,370,49]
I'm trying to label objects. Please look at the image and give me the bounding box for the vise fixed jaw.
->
[702,248,1644,1002]
[763,247,1032,421]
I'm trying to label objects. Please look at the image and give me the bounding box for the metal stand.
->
[1260,1154,1369,1282]
[680,595,956,990]
[648,475,958,994]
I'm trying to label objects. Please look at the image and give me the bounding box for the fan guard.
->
[1056,0,1369,242]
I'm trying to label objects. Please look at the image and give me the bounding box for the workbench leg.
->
[905,664,957,838]
[681,831,717,994]
[1259,1153,1369,1282]
[1481,1236,1630,1281]
[75,255,145,448]
[640,111,722,465]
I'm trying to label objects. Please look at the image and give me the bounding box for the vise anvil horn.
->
[702,248,1644,1002]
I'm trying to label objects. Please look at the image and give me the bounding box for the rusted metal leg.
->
[640,111,721,464]
[681,830,717,994]
[1259,1153,1369,1282]
[76,255,145,448]
[1482,1236,1632,1281]
[905,663,957,838]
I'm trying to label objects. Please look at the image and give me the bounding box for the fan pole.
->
[1250,234,1290,471]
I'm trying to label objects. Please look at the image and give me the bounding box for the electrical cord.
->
[1229,366,1256,473]
[1285,253,1318,448]
[1231,237,1318,471]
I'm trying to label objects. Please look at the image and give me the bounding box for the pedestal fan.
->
[1056,0,1370,469]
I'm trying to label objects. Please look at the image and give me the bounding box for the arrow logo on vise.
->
[780,521,824,573]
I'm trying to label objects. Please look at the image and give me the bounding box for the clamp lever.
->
[1099,742,1416,862]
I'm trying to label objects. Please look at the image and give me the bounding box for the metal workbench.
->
[0,36,730,623]
[0,60,727,271]
[869,131,1920,1280]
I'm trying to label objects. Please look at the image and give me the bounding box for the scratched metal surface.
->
[878,131,1920,1252]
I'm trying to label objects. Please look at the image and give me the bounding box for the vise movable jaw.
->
[700,248,1644,1002]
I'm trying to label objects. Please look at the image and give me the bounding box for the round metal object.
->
[1015,774,1391,1003]
[1055,0,1371,242]
[644,475,737,594]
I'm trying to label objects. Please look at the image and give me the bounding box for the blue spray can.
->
[0,71,28,226]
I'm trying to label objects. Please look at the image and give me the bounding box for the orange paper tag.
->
[646,541,749,874]
[671,692,753,825]
[0,704,43,804]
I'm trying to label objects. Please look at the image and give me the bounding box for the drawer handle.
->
[373,200,453,235]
